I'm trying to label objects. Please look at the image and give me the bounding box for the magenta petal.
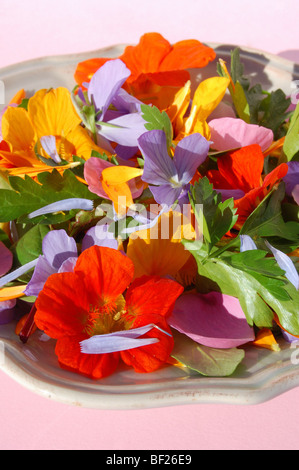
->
[168,291,255,349]
[209,117,274,152]
[0,241,13,277]
[83,157,113,198]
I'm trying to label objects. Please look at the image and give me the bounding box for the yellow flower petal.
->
[101,165,143,215]
[166,80,191,135]
[192,76,230,121]
[127,210,196,279]
[252,328,280,352]
[0,285,27,301]
[2,107,36,152]
[28,87,81,138]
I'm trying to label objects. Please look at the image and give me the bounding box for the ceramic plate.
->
[0,44,299,410]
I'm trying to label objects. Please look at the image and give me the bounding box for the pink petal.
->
[0,241,13,277]
[209,117,273,152]
[168,291,255,349]
[83,157,113,198]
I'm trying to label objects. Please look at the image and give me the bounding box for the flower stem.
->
[19,303,37,344]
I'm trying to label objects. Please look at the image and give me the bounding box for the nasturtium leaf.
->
[14,224,50,265]
[171,330,245,377]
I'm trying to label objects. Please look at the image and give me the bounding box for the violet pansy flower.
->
[84,59,146,152]
[138,130,210,206]
[25,230,78,297]
[283,161,299,205]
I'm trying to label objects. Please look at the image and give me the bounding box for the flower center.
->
[84,294,132,337]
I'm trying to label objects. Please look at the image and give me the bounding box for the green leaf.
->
[232,81,251,123]
[185,250,299,335]
[240,183,299,242]
[171,330,245,377]
[14,224,50,265]
[283,102,299,161]
[141,104,173,151]
[0,169,98,222]
[189,178,238,253]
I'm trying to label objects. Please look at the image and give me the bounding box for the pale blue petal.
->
[240,235,258,252]
[0,259,38,288]
[265,240,299,289]
[28,198,94,219]
[40,136,61,164]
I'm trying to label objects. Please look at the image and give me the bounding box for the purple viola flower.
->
[283,161,299,205]
[138,130,210,206]
[85,59,146,152]
[25,230,78,297]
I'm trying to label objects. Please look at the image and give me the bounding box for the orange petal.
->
[159,39,216,72]
[0,285,27,301]
[28,87,81,138]
[74,58,111,87]
[2,107,35,152]
[252,328,280,351]
[218,144,265,192]
[9,89,26,105]
[127,210,196,279]
[101,166,143,214]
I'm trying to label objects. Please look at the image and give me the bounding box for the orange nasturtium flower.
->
[34,246,184,379]
[0,87,104,178]
[74,32,216,108]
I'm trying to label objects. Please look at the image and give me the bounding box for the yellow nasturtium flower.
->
[0,87,104,178]
[167,76,230,141]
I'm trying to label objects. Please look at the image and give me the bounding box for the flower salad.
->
[0,32,298,380]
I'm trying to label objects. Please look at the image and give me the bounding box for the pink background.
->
[0,0,299,450]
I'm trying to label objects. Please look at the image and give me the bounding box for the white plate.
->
[0,44,299,410]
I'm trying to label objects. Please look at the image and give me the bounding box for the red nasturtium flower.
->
[206,144,289,229]
[74,32,216,107]
[34,246,184,379]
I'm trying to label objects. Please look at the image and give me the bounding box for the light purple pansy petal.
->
[293,185,299,205]
[40,135,61,164]
[139,130,177,185]
[99,113,147,147]
[84,157,113,198]
[58,257,78,273]
[0,241,13,277]
[208,117,274,152]
[150,183,183,206]
[283,161,299,204]
[173,133,210,185]
[265,240,299,290]
[0,299,16,325]
[88,59,131,120]
[79,323,170,354]
[42,230,78,270]
[115,144,139,161]
[168,291,255,349]
[282,330,299,344]
[216,188,245,201]
[28,198,94,219]
[111,88,142,114]
[240,234,258,252]
[0,258,38,288]
[24,256,57,297]
[82,225,118,251]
